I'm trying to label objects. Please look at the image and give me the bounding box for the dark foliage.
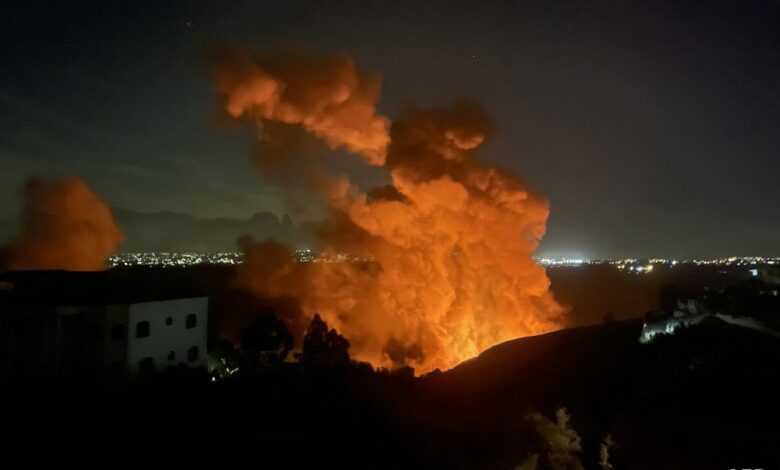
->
[302,313,351,371]
[214,338,241,370]
[2,316,779,469]
[2,268,779,468]
[239,309,293,367]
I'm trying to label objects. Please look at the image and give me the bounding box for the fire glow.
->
[214,51,566,373]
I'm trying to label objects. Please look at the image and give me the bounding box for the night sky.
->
[1,0,778,258]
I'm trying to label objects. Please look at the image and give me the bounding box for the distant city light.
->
[107,253,780,270]
[107,249,373,268]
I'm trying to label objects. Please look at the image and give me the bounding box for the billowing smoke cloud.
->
[213,51,390,167]
[1,177,123,271]
[216,51,565,373]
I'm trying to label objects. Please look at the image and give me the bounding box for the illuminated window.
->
[135,321,150,338]
[186,314,197,329]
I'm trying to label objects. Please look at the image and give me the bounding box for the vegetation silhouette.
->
[239,309,293,368]
[2,275,780,468]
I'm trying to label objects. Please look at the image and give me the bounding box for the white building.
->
[640,299,706,344]
[0,270,211,384]
[126,298,208,375]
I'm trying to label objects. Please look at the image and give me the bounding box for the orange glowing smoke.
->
[214,51,390,166]
[215,52,565,373]
[1,177,123,271]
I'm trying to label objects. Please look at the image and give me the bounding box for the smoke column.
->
[1,177,123,271]
[215,51,565,373]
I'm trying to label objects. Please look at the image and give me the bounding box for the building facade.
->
[126,298,208,375]
[2,293,208,384]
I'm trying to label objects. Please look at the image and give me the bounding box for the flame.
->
[215,51,565,373]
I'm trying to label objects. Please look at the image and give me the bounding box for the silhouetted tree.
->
[213,338,241,376]
[302,314,351,370]
[239,310,293,368]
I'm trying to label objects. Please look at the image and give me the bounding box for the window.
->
[188,346,199,362]
[135,321,150,338]
[166,316,173,326]
[186,314,197,329]
[139,357,155,374]
[168,351,176,361]
[110,323,126,341]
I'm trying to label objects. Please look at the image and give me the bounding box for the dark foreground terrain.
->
[2,315,779,469]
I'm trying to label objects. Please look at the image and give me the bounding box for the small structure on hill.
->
[640,298,708,344]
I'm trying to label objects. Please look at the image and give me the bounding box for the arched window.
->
[186,314,197,329]
[135,321,150,338]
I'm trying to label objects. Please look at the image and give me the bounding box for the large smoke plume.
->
[214,51,390,167]
[215,51,565,373]
[1,177,123,271]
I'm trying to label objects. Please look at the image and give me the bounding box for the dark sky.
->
[1,0,778,258]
